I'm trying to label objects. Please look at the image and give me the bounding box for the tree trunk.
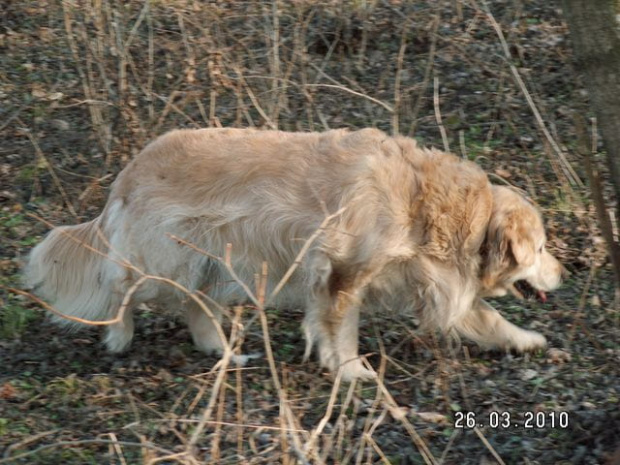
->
[562,0,620,287]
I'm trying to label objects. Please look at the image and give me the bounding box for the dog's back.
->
[25,127,512,379]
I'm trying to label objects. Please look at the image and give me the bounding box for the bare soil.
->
[0,1,618,464]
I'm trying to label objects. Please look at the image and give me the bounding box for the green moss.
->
[0,304,38,339]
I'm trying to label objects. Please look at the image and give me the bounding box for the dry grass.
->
[1,1,619,464]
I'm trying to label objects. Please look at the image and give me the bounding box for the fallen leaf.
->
[494,168,512,178]
[520,368,538,381]
[47,92,64,101]
[32,88,46,98]
[546,348,571,364]
[414,411,449,424]
[388,406,409,421]
[50,119,70,131]
[0,382,17,400]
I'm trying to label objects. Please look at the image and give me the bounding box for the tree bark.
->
[562,0,620,287]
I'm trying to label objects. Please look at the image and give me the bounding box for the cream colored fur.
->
[24,128,564,380]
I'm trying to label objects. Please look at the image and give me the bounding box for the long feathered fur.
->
[24,127,564,380]
[24,218,115,327]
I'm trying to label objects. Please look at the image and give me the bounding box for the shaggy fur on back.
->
[25,128,564,380]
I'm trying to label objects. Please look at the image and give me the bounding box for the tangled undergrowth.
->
[0,1,618,464]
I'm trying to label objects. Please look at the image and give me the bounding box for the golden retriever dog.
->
[25,128,564,380]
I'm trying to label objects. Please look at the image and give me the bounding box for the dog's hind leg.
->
[455,299,547,352]
[102,275,162,353]
[186,298,225,354]
[103,301,135,353]
[184,297,259,366]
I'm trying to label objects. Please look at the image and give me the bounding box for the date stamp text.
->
[453,411,569,429]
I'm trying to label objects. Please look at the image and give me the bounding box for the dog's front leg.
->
[327,289,376,381]
[455,299,547,352]
[303,255,376,381]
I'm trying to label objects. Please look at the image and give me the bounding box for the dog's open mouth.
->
[513,280,547,303]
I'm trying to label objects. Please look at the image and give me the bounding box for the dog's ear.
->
[481,211,534,288]
[505,225,535,267]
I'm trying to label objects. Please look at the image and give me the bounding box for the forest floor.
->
[0,1,618,464]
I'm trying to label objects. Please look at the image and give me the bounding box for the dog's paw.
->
[511,330,547,352]
[318,345,340,372]
[230,352,262,367]
[338,359,377,382]
[103,328,133,354]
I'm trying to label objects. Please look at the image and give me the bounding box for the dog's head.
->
[481,186,565,301]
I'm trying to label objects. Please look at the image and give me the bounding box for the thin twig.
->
[409,17,439,136]
[0,440,176,464]
[476,0,583,188]
[433,76,450,152]
[438,428,460,464]
[21,126,77,218]
[2,430,59,459]
[187,312,238,449]
[392,24,408,135]
[473,427,506,465]
[574,113,620,288]
[365,432,392,465]
[108,432,127,465]
[268,206,346,305]
[125,417,308,433]
[304,365,345,456]
[306,83,393,113]
[363,360,438,465]
[234,67,278,129]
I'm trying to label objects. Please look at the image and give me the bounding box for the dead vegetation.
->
[0,1,619,464]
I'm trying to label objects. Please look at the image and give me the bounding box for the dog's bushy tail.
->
[24,217,115,327]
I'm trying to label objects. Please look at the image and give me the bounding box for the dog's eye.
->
[538,246,544,253]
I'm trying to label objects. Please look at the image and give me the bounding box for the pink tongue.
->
[536,290,547,303]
